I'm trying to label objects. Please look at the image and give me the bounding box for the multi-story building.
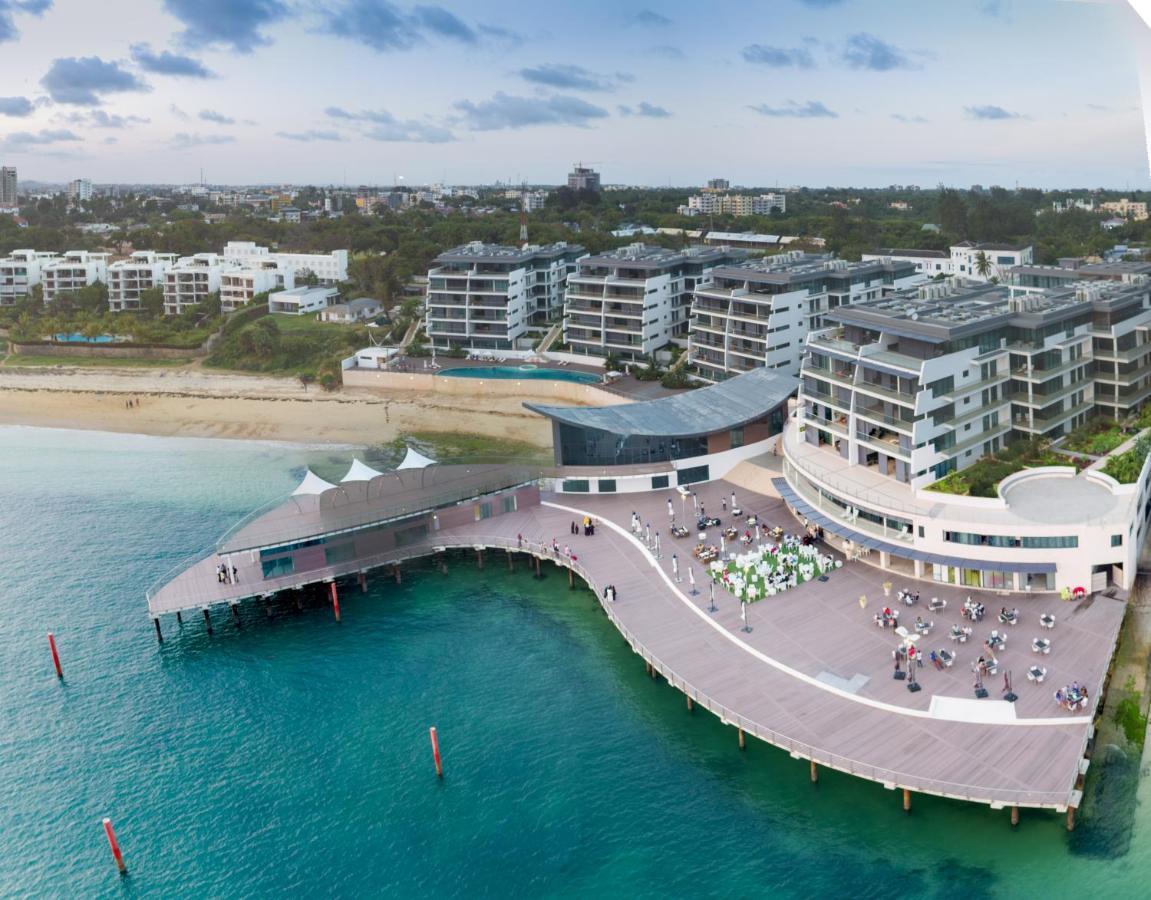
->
[567,166,601,192]
[41,251,109,303]
[107,251,179,312]
[686,192,787,216]
[1009,260,1151,290]
[163,253,227,315]
[220,265,282,313]
[0,166,16,206]
[563,243,743,360]
[0,249,55,304]
[782,276,1151,594]
[268,285,339,315]
[862,242,1034,283]
[1100,199,1149,221]
[705,178,730,191]
[425,242,586,351]
[221,241,348,286]
[67,178,92,203]
[689,254,923,382]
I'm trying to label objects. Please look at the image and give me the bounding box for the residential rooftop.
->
[434,241,584,265]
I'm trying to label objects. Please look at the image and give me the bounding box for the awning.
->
[341,458,384,482]
[293,470,336,496]
[772,478,1056,574]
[397,446,435,470]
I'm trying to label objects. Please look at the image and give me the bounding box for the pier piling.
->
[48,632,63,678]
[507,549,514,572]
[230,603,241,627]
[738,728,746,751]
[102,818,126,875]
[686,695,694,712]
[429,726,444,778]
[811,760,819,784]
[439,553,448,575]
[202,608,212,634]
[1067,806,1077,831]
[477,548,484,569]
[1011,806,1019,827]
[153,617,163,643]
[175,611,182,625]
[330,582,341,623]
[534,556,541,578]
[902,789,912,813]
[568,567,575,589]
[393,565,402,585]
[359,571,367,593]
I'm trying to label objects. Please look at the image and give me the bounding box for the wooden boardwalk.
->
[148,480,1125,814]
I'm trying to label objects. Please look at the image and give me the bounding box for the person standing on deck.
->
[668,498,674,520]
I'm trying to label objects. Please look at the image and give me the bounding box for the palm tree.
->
[974,250,993,280]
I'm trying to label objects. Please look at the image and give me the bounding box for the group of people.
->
[1055,683,1090,711]
[123,397,141,409]
[216,562,237,584]
[874,606,900,628]
[570,515,597,537]
[962,598,986,622]
[602,585,618,603]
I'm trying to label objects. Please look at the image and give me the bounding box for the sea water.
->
[1,425,1149,898]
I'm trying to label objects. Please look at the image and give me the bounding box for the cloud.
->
[646,44,684,59]
[741,44,816,68]
[797,0,846,6]
[619,101,671,118]
[62,109,149,128]
[979,0,1007,16]
[40,56,150,105]
[454,92,610,131]
[163,0,289,53]
[199,109,235,124]
[275,129,344,142]
[0,96,34,117]
[629,9,671,26]
[519,63,627,92]
[320,1,506,53]
[964,104,1025,120]
[891,113,928,124]
[169,103,190,120]
[0,128,81,153]
[749,99,838,118]
[841,33,918,71]
[0,0,52,44]
[170,132,237,150]
[130,43,215,78]
[323,106,454,142]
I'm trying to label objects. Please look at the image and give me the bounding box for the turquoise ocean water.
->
[1,425,1150,898]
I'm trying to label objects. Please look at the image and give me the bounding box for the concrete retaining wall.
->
[342,368,626,407]
[10,341,203,360]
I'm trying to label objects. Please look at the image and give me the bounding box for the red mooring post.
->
[429,726,444,777]
[48,632,63,679]
[102,818,127,875]
[330,582,341,622]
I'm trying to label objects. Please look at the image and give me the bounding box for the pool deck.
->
[148,479,1122,815]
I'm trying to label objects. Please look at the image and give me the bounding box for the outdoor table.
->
[1032,638,1051,654]
[1040,614,1055,629]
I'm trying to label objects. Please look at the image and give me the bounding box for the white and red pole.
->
[102,818,127,875]
[329,582,341,623]
[429,726,443,778]
[48,632,63,679]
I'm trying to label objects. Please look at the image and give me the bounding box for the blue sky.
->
[0,0,1147,187]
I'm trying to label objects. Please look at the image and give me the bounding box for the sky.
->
[0,0,1148,188]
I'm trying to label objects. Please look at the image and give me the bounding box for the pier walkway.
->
[148,479,1124,814]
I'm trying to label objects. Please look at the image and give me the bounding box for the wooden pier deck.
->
[148,480,1125,814]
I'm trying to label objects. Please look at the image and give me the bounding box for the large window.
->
[677,465,710,486]
[394,523,429,548]
[324,543,356,566]
[262,557,294,579]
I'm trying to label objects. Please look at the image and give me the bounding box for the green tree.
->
[974,250,993,279]
[139,286,165,318]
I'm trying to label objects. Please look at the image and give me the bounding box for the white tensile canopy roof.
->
[341,458,384,482]
[397,446,435,470]
[292,470,337,496]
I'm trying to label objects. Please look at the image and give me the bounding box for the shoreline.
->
[0,367,553,447]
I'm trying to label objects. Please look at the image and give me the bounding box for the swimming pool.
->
[438,365,601,384]
[53,333,122,344]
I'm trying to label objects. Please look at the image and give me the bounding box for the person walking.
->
[672,553,680,582]
[668,498,674,520]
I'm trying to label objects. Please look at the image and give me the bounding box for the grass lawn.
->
[0,354,193,368]
[1062,419,1128,456]
[364,430,551,467]
[926,438,1082,497]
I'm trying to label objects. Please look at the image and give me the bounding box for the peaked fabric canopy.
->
[397,446,435,470]
[292,470,337,496]
[341,458,384,482]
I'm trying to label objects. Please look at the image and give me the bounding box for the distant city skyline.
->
[0,0,1149,188]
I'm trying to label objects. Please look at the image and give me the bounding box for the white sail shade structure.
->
[397,446,435,470]
[341,458,384,482]
[292,470,337,496]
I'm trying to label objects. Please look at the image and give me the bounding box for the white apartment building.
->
[67,178,92,203]
[220,265,281,313]
[107,251,179,312]
[862,242,1034,283]
[221,241,348,283]
[782,277,1151,592]
[163,253,227,315]
[41,251,110,303]
[564,243,743,360]
[268,285,339,315]
[0,249,56,305]
[425,242,586,351]
[689,253,923,382]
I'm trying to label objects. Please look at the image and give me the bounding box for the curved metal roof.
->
[524,368,797,438]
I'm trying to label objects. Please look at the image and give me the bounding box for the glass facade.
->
[557,422,710,467]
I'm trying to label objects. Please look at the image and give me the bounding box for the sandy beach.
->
[0,366,553,447]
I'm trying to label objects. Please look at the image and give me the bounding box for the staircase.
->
[536,320,564,354]
[399,318,423,350]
